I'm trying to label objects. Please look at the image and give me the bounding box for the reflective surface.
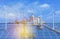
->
[0,23,60,39]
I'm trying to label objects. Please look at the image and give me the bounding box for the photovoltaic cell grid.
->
[0,13,60,39]
[0,23,60,39]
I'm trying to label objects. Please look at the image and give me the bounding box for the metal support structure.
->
[52,8,55,30]
[44,25,60,34]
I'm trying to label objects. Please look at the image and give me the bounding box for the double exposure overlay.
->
[0,0,60,39]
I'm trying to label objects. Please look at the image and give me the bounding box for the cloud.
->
[40,4,50,9]
[0,3,23,16]
[45,10,60,23]
[27,8,34,13]
[5,13,16,18]
[55,10,60,15]
[0,3,51,19]
[0,2,58,23]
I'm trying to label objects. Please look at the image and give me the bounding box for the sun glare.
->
[14,21,34,39]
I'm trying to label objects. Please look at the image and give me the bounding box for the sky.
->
[0,0,60,23]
